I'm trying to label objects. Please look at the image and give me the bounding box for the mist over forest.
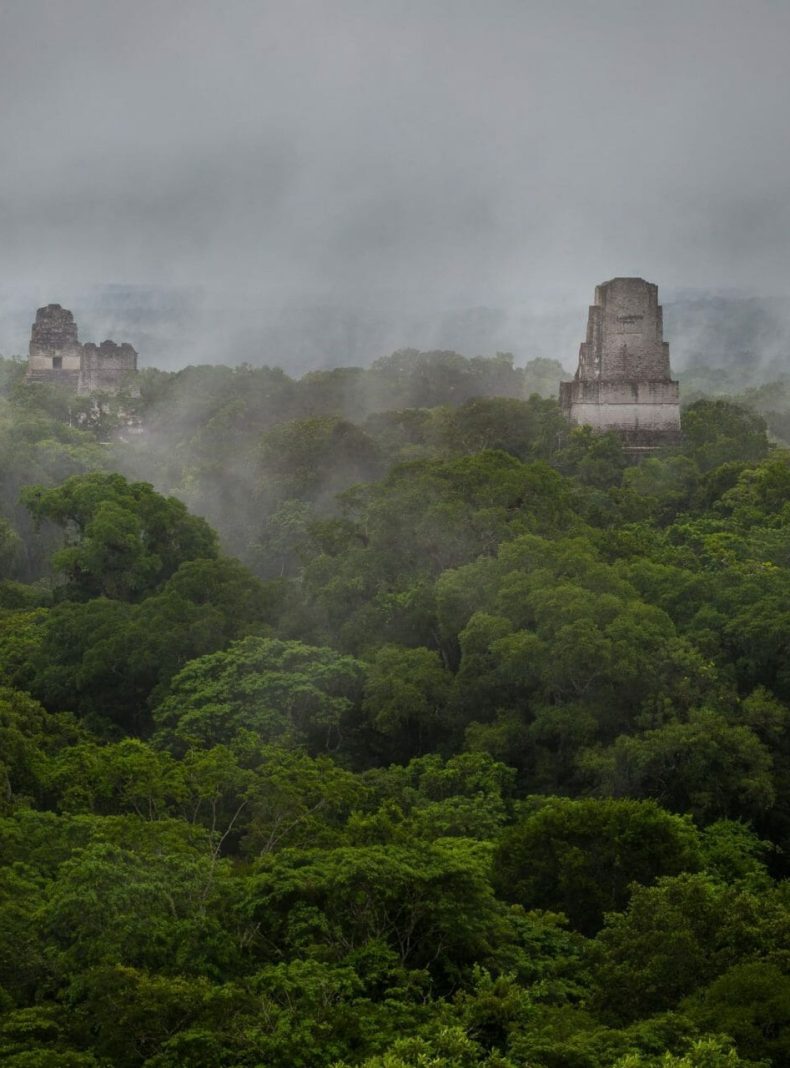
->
[2,336,790,1065]
[4,1,790,1066]
[4,285,790,377]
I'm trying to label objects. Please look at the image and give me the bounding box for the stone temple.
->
[559,278,681,451]
[26,304,138,394]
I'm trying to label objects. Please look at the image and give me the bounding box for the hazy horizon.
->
[2,1,790,372]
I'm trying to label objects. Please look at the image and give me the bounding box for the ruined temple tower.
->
[27,304,83,385]
[26,304,138,393]
[559,278,681,451]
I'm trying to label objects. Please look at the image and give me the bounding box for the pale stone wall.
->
[26,304,83,384]
[27,353,82,372]
[577,279,671,383]
[561,278,681,449]
[78,341,138,394]
[25,305,138,393]
[568,402,679,431]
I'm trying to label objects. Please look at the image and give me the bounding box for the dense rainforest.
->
[2,348,790,1066]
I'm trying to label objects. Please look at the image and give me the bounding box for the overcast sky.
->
[2,0,789,319]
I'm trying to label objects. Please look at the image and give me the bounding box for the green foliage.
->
[362,645,453,762]
[580,710,775,824]
[591,873,790,1023]
[23,472,217,600]
[0,556,278,732]
[153,636,366,753]
[436,395,565,461]
[681,400,769,473]
[365,349,526,410]
[493,798,702,934]
[357,752,516,843]
[556,425,629,487]
[682,962,790,1063]
[2,355,790,1065]
[0,687,85,811]
[612,1036,762,1067]
[259,416,382,504]
[245,838,504,985]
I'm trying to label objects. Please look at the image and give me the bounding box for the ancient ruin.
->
[559,278,681,451]
[26,304,138,393]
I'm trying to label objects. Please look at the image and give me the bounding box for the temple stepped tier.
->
[559,278,681,452]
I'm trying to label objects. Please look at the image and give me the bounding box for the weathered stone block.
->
[561,278,681,449]
[25,305,138,394]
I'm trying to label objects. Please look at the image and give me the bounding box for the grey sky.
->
[1,0,789,361]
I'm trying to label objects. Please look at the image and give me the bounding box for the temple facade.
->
[559,278,681,451]
[26,304,138,394]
